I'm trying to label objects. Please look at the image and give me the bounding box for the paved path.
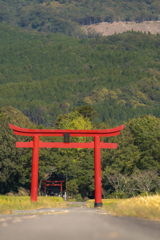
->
[1,207,160,240]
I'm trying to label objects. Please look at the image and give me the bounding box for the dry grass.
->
[0,196,66,214]
[87,194,160,221]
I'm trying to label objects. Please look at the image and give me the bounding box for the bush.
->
[75,194,83,202]
[140,192,148,197]
[106,191,128,199]
[6,187,30,196]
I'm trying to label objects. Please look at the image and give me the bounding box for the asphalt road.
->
[1,207,160,240]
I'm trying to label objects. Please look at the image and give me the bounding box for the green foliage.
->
[106,191,128,199]
[1,0,160,36]
[102,115,160,197]
[67,179,78,197]
[74,105,98,121]
[75,193,83,202]
[0,107,52,194]
[1,24,160,126]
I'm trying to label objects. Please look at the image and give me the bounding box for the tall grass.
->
[87,194,160,221]
[0,196,65,214]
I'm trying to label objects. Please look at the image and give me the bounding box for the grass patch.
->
[87,194,160,221]
[0,196,66,214]
[67,199,76,202]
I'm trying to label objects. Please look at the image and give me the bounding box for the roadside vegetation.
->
[1,192,160,221]
[87,194,160,221]
[0,195,65,214]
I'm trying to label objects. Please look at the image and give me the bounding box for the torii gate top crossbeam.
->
[9,124,125,137]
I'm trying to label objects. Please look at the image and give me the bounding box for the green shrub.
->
[75,194,83,202]
[106,191,128,199]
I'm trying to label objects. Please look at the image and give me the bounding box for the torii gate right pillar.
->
[94,136,102,207]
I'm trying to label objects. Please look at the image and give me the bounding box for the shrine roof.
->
[44,172,65,181]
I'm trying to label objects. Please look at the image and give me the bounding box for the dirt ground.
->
[82,21,160,36]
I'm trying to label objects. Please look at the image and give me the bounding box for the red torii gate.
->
[9,123,124,207]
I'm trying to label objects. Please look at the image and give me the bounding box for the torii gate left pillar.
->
[9,124,124,207]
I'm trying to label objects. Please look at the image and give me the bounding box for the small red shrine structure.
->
[43,180,65,194]
[42,172,65,195]
[9,123,124,207]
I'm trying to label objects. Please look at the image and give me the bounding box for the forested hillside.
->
[0,0,160,36]
[1,0,160,198]
[1,23,160,126]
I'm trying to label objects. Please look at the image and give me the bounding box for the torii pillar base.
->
[94,203,103,208]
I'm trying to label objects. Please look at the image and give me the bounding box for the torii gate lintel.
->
[9,123,124,207]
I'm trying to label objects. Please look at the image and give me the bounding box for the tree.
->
[0,107,51,194]
[52,111,95,197]
[104,172,129,193]
[130,170,160,193]
[75,105,98,121]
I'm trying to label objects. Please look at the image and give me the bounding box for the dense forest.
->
[0,106,160,198]
[1,23,160,126]
[0,0,160,36]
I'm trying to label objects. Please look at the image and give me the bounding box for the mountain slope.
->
[0,0,160,36]
[0,23,160,126]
